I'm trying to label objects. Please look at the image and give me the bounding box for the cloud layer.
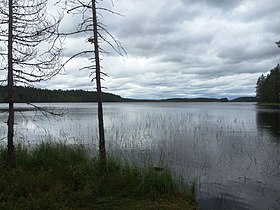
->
[41,0,280,99]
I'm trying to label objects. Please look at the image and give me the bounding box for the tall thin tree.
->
[6,0,14,167]
[0,0,63,167]
[91,0,106,164]
[59,0,125,167]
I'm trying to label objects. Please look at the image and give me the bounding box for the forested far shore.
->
[0,86,123,103]
[0,85,256,103]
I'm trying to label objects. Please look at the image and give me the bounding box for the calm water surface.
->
[0,102,280,210]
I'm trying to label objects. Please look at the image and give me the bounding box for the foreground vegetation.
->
[0,143,197,210]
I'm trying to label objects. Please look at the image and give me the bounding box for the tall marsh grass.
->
[0,142,197,210]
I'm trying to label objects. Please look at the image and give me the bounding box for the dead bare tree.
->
[0,0,64,167]
[58,0,125,168]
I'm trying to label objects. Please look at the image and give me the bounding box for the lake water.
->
[0,102,280,210]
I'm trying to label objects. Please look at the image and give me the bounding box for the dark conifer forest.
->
[256,64,280,103]
[0,86,122,103]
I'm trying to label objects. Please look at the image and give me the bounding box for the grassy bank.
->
[257,102,280,107]
[0,143,197,210]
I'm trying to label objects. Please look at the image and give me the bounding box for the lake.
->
[0,102,280,210]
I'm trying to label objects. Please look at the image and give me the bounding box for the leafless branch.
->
[26,102,67,118]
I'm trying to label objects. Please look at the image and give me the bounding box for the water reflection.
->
[256,106,280,138]
[0,102,280,210]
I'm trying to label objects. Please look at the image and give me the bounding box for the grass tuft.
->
[0,143,198,209]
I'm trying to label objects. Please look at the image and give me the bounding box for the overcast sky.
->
[41,0,280,99]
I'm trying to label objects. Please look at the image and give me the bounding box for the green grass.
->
[0,142,198,210]
[257,102,280,107]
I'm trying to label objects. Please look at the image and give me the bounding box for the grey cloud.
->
[181,0,244,10]
[40,74,94,90]
[107,1,198,37]
[217,44,279,63]
[263,17,280,35]
[232,0,280,22]
[63,37,93,58]
[201,0,243,8]
[39,0,280,99]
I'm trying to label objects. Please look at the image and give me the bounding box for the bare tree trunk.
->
[92,0,107,167]
[60,0,125,168]
[6,0,15,168]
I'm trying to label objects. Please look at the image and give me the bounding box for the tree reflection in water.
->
[256,107,280,139]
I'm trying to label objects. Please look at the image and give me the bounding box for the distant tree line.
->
[163,97,229,102]
[230,97,256,102]
[256,64,280,103]
[0,86,257,103]
[0,86,122,103]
